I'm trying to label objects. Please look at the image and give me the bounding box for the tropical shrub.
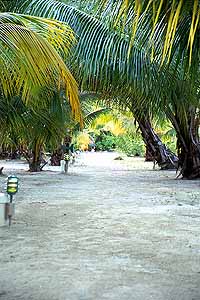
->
[115,134,145,157]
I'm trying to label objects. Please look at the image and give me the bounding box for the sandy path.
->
[0,152,200,300]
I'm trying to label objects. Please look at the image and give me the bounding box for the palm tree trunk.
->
[178,140,200,179]
[145,147,154,161]
[136,116,178,169]
[167,108,200,179]
[29,140,42,172]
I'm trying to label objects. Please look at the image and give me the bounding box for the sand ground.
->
[0,152,200,300]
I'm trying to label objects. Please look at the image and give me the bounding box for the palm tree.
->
[86,0,200,178]
[21,90,74,171]
[23,0,200,178]
[0,88,78,172]
[0,12,83,171]
[21,0,179,166]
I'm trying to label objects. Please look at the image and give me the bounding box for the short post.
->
[6,175,18,226]
[0,193,9,226]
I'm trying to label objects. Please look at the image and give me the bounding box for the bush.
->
[95,134,116,151]
[115,135,145,156]
[94,130,145,156]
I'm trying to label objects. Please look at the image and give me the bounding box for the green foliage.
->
[0,12,81,123]
[115,134,145,157]
[95,133,116,151]
[93,129,145,156]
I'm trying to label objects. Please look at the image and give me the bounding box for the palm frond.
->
[22,0,200,117]
[83,108,110,127]
[0,12,82,123]
[23,0,169,101]
[97,0,200,66]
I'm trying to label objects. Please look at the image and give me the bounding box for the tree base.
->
[181,167,200,179]
[29,162,41,172]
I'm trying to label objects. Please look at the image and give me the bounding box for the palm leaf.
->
[22,0,199,117]
[23,0,168,98]
[0,12,82,123]
[95,0,200,67]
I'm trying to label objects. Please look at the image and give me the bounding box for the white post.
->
[0,193,9,226]
[60,160,65,173]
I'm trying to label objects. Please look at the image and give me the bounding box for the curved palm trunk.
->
[136,116,178,169]
[145,147,154,161]
[167,108,200,179]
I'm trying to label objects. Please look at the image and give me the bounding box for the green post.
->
[7,176,18,226]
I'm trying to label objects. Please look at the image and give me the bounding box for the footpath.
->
[0,152,200,300]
